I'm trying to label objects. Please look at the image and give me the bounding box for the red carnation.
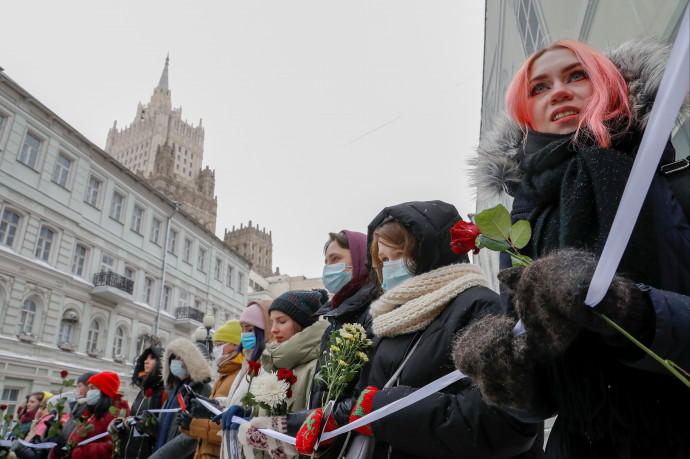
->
[247,360,261,377]
[277,368,297,386]
[286,388,293,399]
[60,370,69,379]
[145,389,153,398]
[0,404,7,411]
[450,221,481,255]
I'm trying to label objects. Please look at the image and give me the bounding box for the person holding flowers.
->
[454,37,690,458]
[179,319,244,459]
[295,200,543,458]
[230,289,329,459]
[115,345,165,459]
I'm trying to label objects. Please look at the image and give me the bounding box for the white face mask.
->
[86,389,101,406]
[382,258,414,291]
[170,359,188,379]
[212,343,226,361]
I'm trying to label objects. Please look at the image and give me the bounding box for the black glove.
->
[498,249,652,359]
[177,410,193,431]
[189,399,214,419]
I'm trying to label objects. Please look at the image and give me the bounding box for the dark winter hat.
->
[87,371,120,399]
[269,289,329,329]
[77,371,98,386]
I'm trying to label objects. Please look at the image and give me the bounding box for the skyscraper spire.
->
[158,54,169,88]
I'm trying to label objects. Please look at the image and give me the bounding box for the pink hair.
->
[506,39,631,147]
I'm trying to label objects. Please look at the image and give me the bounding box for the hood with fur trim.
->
[131,346,164,391]
[471,37,690,201]
[162,338,212,387]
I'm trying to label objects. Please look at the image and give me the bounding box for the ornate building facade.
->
[105,57,217,232]
[224,221,274,278]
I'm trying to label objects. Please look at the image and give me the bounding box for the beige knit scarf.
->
[371,263,489,338]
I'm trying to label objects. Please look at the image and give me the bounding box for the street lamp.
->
[203,314,215,359]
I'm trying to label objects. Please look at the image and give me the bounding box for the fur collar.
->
[472,37,690,201]
[162,337,212,386]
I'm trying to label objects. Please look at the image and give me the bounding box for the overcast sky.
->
[2,1,486,278]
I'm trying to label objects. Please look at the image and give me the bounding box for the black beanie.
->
[77,371,98,386]
[269,289,329,329]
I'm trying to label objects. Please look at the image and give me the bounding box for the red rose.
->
[286,388,293,399]
[247,360,261,377]
[276,368,296,386]
[82,410,91,419]
[450,221,481,255]
[0,404,7,411]
[60,370,69,379]
[145,389,153,398]
[8,415,13,420]
[17,406,23,415]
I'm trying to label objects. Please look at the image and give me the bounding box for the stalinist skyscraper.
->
[105,56,217,232]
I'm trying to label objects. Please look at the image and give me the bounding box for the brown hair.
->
[323,231,349,254]
[370,221,418,285]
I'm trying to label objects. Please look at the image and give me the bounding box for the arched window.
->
[144,277,153,305]
[87,319,100,353]
[18,299,36,335]
[58,309,79,348]
[0,209,21,247]
[112,326,126,358]
[34,226,55,262]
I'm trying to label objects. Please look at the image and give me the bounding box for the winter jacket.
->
[473,37,690,458]
[261,320,329,414]
[150,338,212,459]
[12,413,66,459]
[49,399,89,458]
[66,398,130,459]
[120,346,165,459]
[342,201,543,459]
[182,354,242,459]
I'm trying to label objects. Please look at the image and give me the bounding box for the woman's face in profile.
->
[525,48,593,135]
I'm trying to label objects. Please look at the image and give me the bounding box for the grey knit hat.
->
[269,289,329,329]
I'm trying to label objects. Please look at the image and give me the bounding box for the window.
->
[163,285,170,311]
[226,265,234,288]
[87,319,100,353]
[124,266,134,281]
[85,176,102,207]
[100,253,115,273]
[197,248,206,272]
[52,153,72,187]
[0,387,20,417]
[0,114,5,134]
[183,238,192,263]
[168,229,177,254]
[131,205,144,233]
[34,226,54,262]
[238,273,245,293]
[214,258,222,280]
[194,299,202,310]
[0,209,20,247]
[18,132,41,169]
[18,299,37,335]
[71,243,87,276]
[179,291,188,308]
[112,326,125,358]
[150,218,162,244]
[110,192,124,221]
[144,277,153,305]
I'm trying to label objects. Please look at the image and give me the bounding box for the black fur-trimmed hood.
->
[472,37,690,201]
[162,337,212,387]
[131,345,164,390]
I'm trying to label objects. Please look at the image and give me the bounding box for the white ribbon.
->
[76,430,110,446]
[585,6,690,306]
[147,408,181,413]
[16,438,58,449]
[0,439,12,447]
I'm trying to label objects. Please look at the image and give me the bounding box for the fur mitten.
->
[499,249,652,359]
[453,315,538,412]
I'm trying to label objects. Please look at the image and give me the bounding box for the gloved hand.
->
[498,249,652,359]
[107,417,125,435]
[349,386,378,435]
[295,408,337,455]
[211,405,252,430]
[238,416,298,458]
[189,399,214,419]
[177,410,193,431]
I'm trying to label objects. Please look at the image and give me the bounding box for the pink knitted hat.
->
[240,303,265,330]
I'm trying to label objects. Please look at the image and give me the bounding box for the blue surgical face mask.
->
[241,332,256,350]
[322,263,353,294]
[85,389,101,406]
[382,258,414,291]
[170,359,188,379]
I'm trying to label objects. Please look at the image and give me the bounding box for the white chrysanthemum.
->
[251,371,290,407]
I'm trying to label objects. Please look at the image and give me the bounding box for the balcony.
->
[174,306,205,332]
[91,271,134,304]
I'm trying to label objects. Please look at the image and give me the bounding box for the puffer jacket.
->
[149,338,212,459]
[472,37,690,459]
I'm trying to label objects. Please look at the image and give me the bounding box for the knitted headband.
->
[269,289,329,329]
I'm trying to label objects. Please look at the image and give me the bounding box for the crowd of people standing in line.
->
[2,33,689,459]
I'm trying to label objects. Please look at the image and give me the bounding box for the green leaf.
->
[477,234,511,251]
[510,220,531,249]
[474,204,512,241]
[510,253,533,268]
